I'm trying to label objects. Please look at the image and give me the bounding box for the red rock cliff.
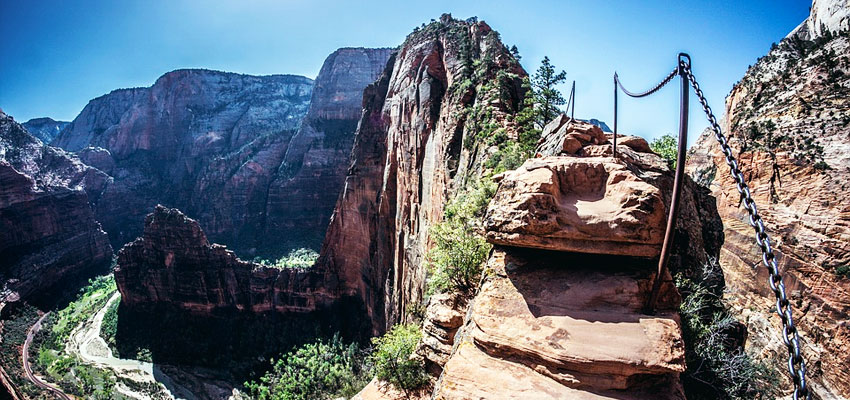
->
[318,15,527,334]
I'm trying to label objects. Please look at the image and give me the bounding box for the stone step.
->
[436,341,685,400]
[434,249,686,396]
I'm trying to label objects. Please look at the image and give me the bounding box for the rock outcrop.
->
[429,122,723,399]
[686,2,850,397]
[113,206,366,365]
[0,112,112,306]
[114,205,337,314]
[21,117,69,144]
[318,14,527,335]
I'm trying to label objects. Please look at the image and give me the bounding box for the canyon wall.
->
[318,14,527,334]
[52,70,314,254]
[0,112,112,306]
[687,4,850,397]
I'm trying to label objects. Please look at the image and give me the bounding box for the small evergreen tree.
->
[532,56,567,127]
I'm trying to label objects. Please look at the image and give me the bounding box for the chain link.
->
[616,67,678,98]
[681,63,811,400]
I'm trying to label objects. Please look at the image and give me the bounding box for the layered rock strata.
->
[113,206,366,365]
[431,131,723,399]
[0,112,112,305]
[687,2,850,396]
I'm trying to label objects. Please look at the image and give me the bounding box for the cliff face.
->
[263,48,393,253]
[21,117,69,144]
[112,206,367,366]
[0,112,112,306]
[318,15,526,334]
[687,3,850,397]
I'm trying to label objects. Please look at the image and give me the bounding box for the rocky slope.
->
[354,119,724,399]
[0,111,112,307]
[687,2,850,397]
[20,117,69,144]
[318,14,527,334]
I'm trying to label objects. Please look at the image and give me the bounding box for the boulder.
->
[484,156,667,257]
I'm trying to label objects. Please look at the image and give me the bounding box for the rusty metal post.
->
[645,53,690,314]
[570,80,576,121]
[613,73,618,159]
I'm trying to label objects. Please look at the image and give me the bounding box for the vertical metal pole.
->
[613,73,618,159]
[646,54,690,313]
[570,81,576,121]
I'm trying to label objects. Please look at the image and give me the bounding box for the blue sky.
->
[0,0,809,145]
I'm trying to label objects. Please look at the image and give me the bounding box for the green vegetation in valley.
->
[243,334,371,400]
[676,261,777,400]
[370,324,427,392]
[26,275,130,399]
[254,248,319,269]
[100,295,120,351]
[650,134,679,169]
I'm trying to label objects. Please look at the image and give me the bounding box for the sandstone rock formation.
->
[0,111,112,306]
[792,0,850,39]
[21,117,68,144]
[484,156,667,257]
[114,205,337,314]
[318,14,527,335]
[112,206,367,366]
[435,248,685,399]
[686,2,850,396]
[428,125,723,399]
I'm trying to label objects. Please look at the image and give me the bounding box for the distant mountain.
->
[21,117,69,143]
[581,118,611,132]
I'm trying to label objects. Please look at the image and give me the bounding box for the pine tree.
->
[532,56,567,127]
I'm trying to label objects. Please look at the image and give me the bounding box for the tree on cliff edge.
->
[532,56,567,127]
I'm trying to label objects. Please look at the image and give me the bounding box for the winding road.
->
[22,312,72,400]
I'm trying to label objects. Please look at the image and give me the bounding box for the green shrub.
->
[244,335,369,400]
[677,261,777,399]
[255,248,319,269]
[650,134,678,169]
[427,179,495,294]
[370,324,427,391]
[835,264,850,279]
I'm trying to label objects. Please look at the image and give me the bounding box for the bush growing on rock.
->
[426,179,495,294]
[650,134,678,169]
[370,324,427,391]
[244,334,369,400]
[676,261,777,399]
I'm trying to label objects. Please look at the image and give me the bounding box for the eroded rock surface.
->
[484,156,667,257]
[0,112,112,305]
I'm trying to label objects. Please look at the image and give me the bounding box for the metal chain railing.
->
[682,62,811,400]
[615,53,811,399]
